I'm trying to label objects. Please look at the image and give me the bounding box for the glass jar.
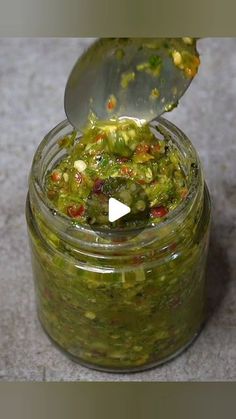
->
[26,117,211,372]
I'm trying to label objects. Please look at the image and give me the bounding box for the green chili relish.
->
[26,117,211,372]
[45,117,189,228]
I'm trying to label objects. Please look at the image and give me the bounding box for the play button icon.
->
[85,177,150,239]
[108,198,131,222]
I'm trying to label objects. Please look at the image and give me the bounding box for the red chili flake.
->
[95,133,106,142]
[111,237,126,244]
[75,172,83,184]
[150,143,161,154]
[67,204,85,218]
[133,255,144,265]
[51,170,62,182]
[184,56,200,78]
[121,166,133,176]
[137,179,147,185]
[93,179,104,194]
[117,157,129,163]
[135,144,150,154]
[106,95,117,111]
[107,101,113,110]
[151,206,168,218]
[169,242,177,252]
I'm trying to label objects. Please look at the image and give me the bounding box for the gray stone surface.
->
[0,38,235,382]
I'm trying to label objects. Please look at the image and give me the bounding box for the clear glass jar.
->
[26,117,211,372]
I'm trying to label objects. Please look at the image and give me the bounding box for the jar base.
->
[39,315,205,374]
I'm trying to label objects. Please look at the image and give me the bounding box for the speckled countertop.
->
[0,38,235,382]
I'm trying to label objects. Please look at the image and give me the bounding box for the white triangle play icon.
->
[108,197,131,222]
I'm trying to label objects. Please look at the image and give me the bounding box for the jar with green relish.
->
[26,116,211,372]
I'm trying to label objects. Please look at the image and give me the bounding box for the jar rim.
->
[30,116,202,250]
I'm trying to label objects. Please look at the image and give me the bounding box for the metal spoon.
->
[65,38,199,130]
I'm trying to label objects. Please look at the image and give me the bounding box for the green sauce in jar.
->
[45,116,189,228]
[26,117,211,371]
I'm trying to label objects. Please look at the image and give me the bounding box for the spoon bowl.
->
[65,38,199,130]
